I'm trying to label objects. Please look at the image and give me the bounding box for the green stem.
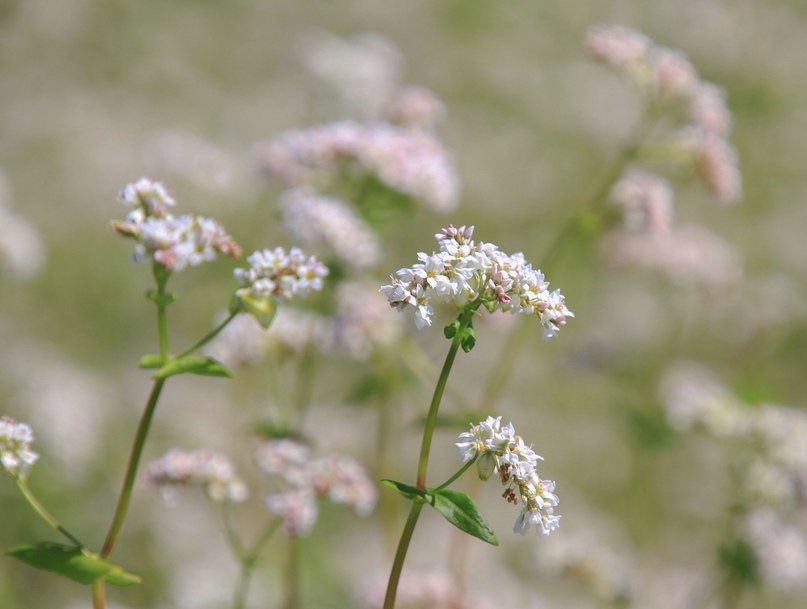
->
[382,500,425,609]
[282,536,300,609]
[92,579,105,609]
[415,308,473,490]
[101,263,173,559]
[100,378,166,559]
[433,458,477,492]
[225,505,281,609]
[383,308,473,609]
[175,311,238,359]
[14,478,85,548]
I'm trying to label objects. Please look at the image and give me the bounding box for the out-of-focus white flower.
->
[279,188,380,269]
[689,82,733,137]
[381,225,572,338]
[659,360,748,437]
[265,487,319,537]
[745,509,807,591]
[611,170,674,234]
[0,173,46,280]
[254,121,460,212]
[301,32,403,120]
[112,177,242,272]
[382,86,446,131]
[205,308,332,367]
[0,416,39,479]
[359,570,497,609]
[331,281,404,359]
[671,128,743,205]
[457,416,560,536]
[650,47,699,102]
[584,24,653,76]
[750,404,807,472]
[255,438,377,536]
[147,448,248,504]
[601,223,742,291]
[535,530,633,602]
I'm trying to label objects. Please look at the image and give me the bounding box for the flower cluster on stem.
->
[111,176,242,272]
[457,416,560,536]
[381,225,572,338]
[0,416,38,480]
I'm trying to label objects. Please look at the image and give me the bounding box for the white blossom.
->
[0,416,39,479]
[457,416,560,536]
[147,448,248,504]
[381,225,572,338]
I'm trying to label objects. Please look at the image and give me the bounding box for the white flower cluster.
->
[0,416,39,480]
[254,120,459,212]
[254,438,377,537]
[112,177,242,272]
[146,448,248,504]
[381,225,572,338]
[0,172,46,280]
[659,362,807,590]
[586,24,741,206]
[279,188,381,269]
[611,170,674,234]
[234,246,328,304]
[456,416,560,536]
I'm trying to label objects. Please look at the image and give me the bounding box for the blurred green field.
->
[2,1,807,608]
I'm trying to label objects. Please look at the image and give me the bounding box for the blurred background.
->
[2,1,807,608]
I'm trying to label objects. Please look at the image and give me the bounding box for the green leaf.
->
[460,325,476,352]
[444,319,460,339]
[380,479,430,501]
[137,354,164,369]
[7,542,142,587]
[145,290,177,307]
[426,488,498,545]
[231,290,277,329]
[153,356,233,379]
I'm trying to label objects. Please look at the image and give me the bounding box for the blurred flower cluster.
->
[660,360,807,591]
[0,171,46,280]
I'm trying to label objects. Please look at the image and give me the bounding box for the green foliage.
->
[7,543,141,587]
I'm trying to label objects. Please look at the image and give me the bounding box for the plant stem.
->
[433,458,476,492]
[282,536,300,609]
[175,310,238,359]
[415,309,473,490]
[382,499,425,609]
[100,378,165,559]
[14,478,86,548]
[101,263,173,559]
[383,308,473,609]
[92,579,105,609]
[226,509,281,609]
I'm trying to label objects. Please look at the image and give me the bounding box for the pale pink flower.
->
[611,170,674,234]
[382,86,446,131]
[650,47,699,101]
[147,448,248,504]
[584,24,652,73]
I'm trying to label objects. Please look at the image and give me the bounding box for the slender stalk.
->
[415,309,473,490]
[282,536,300,609]
[15,479,86,548]
[91,580,105,609]
[383,309,473,609]
[100,378,166,559]
[433,458,476,492]
[382,500,425,609]
[224,505,281,609]
[101,263,173,559]
[175,310,238,359]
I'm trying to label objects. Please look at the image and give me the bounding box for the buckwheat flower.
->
[689,81,733,137]
[381,225,572,338]
[650,47,699,102]
[0,174,46,280]
[233,247,328,326]
[0,416,39,479]
[265,488,319,537]
[743,458,798,509]
[659,360,748,437]
[745,509,807,591]
[279,188,380,269]
[147,448,248,504]
[601,224,742,291]
[117,176,176,220]
[457,416,560,536]
[750,404,807,472]
[254,121,460,212]
[112,178,242,272]
[536,530,633,602]
[254,438,313,485]
[611,170,674,234]
[331,281,404,359]
[382,86,447,131]
[673,128,742,205]
[308,454,378,516]
[301,32,402,120]
[584,24,653,81]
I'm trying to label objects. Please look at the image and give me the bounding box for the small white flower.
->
[147,448,248,504]
[0,416,39,479]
